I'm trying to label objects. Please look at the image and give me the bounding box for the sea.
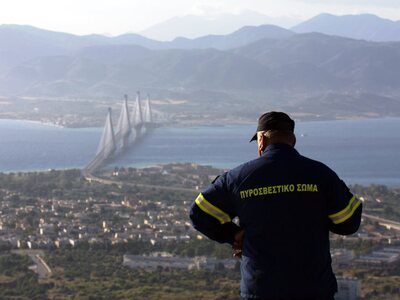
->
[0,118,399,187]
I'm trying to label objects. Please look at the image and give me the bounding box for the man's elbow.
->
[189,203,198,227]
[330,221,361,235]
[330,204,362,235]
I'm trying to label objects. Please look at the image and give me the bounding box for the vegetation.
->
[331,237,382,256]
[351,184,400,221]
[2,242,399,299]
[1,168,399,299]
[0,253,51,299]
[337,264,400,300]
[44,247,240,300]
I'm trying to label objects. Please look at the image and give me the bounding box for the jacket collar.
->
[262,143,299,157]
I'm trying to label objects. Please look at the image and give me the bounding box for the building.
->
[336,277,360,300]
[354,246,400,269]
[331,249,354,267]
[123,254,237,270]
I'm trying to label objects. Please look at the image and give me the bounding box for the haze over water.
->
[0,118,399,187]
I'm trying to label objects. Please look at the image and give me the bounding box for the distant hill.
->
[2,32,400,96]
[292,13,400,42]
[109,34,166,50]
[2,23,400,118]
[0,45,271,97]
[232,33,400,90]
[0,25,84,71]
[295,92,400,117]
[140,11,299,41]
[0,24,166,73]
[0,23,294,74]
[168,25,294,50]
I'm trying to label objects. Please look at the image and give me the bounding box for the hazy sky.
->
[1,0,399,36]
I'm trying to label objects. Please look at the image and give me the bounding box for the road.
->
[85,173,198,193]
[363,213,400,231]
[12,249,52,279]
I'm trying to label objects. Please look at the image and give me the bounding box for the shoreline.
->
[1,117,399,187]
[2,113,399,129]
[0,118,66,128]
[1,165,399,188]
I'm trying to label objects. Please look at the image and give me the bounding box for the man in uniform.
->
[189,111,362,300]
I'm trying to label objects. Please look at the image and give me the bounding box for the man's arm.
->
[327,177,363,235]
[189,173,241,244]
[190,198,241,244]
[328,196,362,235]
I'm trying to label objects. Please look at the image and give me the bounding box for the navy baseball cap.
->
[250,111,295,142]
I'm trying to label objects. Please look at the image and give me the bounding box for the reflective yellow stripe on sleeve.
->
[195,193,231,224]
[329,195,362,224]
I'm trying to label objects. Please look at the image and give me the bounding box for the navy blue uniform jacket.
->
[190,144,362,299]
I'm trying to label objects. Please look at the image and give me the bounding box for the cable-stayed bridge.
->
[83,92,156,175]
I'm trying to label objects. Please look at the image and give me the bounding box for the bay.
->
[0,118,399,187]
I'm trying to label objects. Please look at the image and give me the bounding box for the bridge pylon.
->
[115,94,132,149]
[83,107,116,175]
[132,91,144,137]
[84,92,158,175]
[97,107,116,159]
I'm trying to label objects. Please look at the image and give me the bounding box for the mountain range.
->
[292,13,400,42]
[0,23,295,73]
[140,11,299,41]
[140,12,400,42]
[1,13,400,118]
[4,32,400,93]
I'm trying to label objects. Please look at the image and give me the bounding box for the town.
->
[0,164,399,299]
[0,164,220,250]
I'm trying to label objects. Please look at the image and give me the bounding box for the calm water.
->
[0,118,399,187]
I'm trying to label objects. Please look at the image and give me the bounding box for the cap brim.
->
[249,133,257,142]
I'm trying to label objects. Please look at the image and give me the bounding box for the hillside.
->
[0,23,294,74]
[292,13,400,42]
[1,22,400,120]
[233,33,400,90]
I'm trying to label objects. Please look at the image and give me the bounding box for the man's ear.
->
[258,134,268,156]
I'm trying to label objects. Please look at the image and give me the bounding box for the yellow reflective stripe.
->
[195,193,231,224]
[329,196,362,224]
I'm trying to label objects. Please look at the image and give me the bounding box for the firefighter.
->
[189,111,362,300]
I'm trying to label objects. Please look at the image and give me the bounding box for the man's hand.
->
[232,229,244,259]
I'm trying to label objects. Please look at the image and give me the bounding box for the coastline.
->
[0,117,399,188]
[1,112,398,129]
[1,164,399,188]
[0,118,65,129]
